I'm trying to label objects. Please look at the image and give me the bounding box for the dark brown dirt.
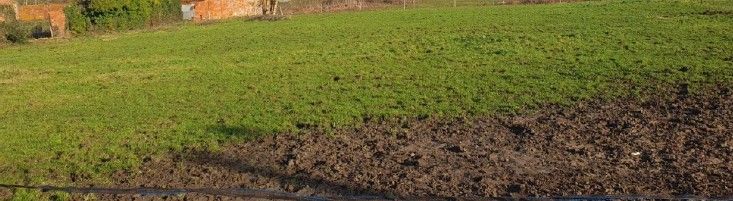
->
[91,86,733,200]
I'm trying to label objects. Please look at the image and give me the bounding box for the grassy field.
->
[0,0,731,187]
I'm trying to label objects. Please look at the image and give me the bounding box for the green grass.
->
[0,0,731,185]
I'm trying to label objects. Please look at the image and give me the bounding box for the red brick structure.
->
[0,0,15,6]
[17,3,67,37]
[0,0,67,37]
[183,0,260,22]
[46,8,66,37]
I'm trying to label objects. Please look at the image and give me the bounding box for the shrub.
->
[0,27,5,44]
[64,4,90,34]
[87,0,153,30]
[69,0,182,31]
[149,0,183,25]
[1,21,30,44]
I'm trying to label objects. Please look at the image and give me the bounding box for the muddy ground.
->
[10,85,720,200]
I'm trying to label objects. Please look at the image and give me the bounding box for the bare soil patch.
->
[96,85,732,200]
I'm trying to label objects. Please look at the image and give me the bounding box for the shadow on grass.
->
[206,124,270,140]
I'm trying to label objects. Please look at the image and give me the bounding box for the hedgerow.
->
[64,3,89,34]
[66,0,181,33]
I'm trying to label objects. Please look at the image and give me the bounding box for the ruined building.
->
[0,0,67,37]
[181,0,260,22]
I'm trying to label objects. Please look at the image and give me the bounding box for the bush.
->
[64,4,90,34]
[87,0,152,30]
[1,21,30,44]
[0,27,5,44]
[149,0,183,25]
[68,0,182,32]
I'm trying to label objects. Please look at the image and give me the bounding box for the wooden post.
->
[47,13,54,38]
[453,0,456,7]
[403,0,406,10]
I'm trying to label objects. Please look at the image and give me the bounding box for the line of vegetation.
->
[64,0,181,34]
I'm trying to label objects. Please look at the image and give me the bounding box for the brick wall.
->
[47,9,65,37]
[0,0,15,5]
[17,3,66,37]
[18,3,63,21]
[191,0,260,22]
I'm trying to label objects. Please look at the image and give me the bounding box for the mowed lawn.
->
[1,0,732,184]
